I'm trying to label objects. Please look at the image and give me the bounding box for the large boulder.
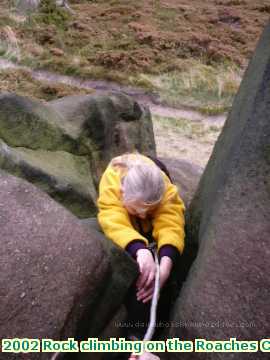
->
[78,218,138,360]
[0,92,155,217]
[160,157,203,206]
[0,93,82,153]
[50,93,156,186]
[167,22,270,359]
[0,171,138,360]
[0,139,97,218]
[0,170,109,359]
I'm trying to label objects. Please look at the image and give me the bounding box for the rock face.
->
[160,157,203,206]
[0,139,97,218]
[168,22,270,359]
[0,93,80,152]
[50,93,155,186]
[0,170,109,359]
[0,92,155,218]
[78,218,138,360]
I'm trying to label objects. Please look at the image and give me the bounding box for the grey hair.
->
[121,161,165,205]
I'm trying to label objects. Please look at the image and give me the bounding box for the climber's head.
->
[121,161,165,219]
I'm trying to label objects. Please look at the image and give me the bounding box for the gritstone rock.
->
[160,157,203,206]
[167,22,270,360]
[0,170,109,360]
[0,92,155,218]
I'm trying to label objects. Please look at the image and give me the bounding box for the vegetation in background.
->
[152,113,224,167]
[152,114,222,140]
[0,26,21,61]
[0,68,94,100]
[149,60,242,114]
[32,0,70,27]
[0,0,269,112]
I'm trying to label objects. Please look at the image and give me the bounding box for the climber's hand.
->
[136,249,156,303]
[159,256,173,289]
[137,281,155,303]
[128,355,138,360]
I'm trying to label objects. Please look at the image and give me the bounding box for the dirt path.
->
[153,116,222,169]
[0,59,226,122]
[0,59,226,168]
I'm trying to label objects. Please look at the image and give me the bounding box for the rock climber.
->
[97,152,185,359]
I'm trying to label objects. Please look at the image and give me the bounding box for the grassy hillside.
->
[0,0,269,112]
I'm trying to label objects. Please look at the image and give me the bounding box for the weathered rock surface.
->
[161,157,203,206]
[50,93,156,186]
[0,93,82,153]
[0,170,110,359]
[0,139,97,218]
[78,218,138,360]
[167,22,270,359]
[0,92,155,217]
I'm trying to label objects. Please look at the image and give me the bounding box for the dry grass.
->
[0,0,268,113]
[14,0,40,13]
[3,0,269,72]
[0,68,94,101]
[148,60,242,114]
[0,26,21,61]
[152,114,224,167]
[153,114,223,140]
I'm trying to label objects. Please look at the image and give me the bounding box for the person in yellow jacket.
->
[97,152,185,342]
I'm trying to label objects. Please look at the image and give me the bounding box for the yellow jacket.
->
[97,154,185,254]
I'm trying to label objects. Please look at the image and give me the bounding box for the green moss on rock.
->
[0,94,86,154]
[0,139,97,218]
